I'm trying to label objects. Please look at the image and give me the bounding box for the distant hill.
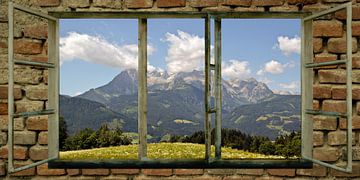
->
[223,95,301,140]
[60,95,136,135]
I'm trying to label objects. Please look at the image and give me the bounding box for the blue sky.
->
[60,19,301,96]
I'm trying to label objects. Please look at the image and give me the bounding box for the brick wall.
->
[0,0,360,179]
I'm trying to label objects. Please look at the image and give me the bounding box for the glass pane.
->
[221,19,301,160]
[59,19,139,160]
[147,19,206,159]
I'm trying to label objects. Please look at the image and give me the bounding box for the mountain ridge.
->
[61,69,300,140]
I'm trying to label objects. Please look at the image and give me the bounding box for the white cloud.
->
[274,35,301,56]
[222,60,251,80]
[74,91,82,96]
[273,89,297,95]
[258,77,273,85]
[279,81,300,89]
[256,60,295,75]
[164,30,205,74]
[60,32,155,70]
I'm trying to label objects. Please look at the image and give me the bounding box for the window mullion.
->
[138,18,148,160]
[214,17,222,159]
[204,16,211,160]
[301,18,314,159]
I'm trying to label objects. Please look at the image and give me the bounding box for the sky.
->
[60,19,301,96]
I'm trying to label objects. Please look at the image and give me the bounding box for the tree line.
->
[59,117,132,151]
[60,118,300,157]
[162,128,301,158]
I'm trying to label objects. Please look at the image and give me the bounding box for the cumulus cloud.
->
[74,91,83,96]
[279,81,300,89]
[274,35,301,56]
[163,30,205,74]
[258,77,273,85]
[222,60,251,80]
[60,32,155,70]
[257,60,295,75]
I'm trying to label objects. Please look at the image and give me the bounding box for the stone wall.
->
[0,0,360,179]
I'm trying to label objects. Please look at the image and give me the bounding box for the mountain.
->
[60,95,136,135]
[223,95,301,140]
[229,78,274,103]
[62,69,299,140]
[79,69,274,111]
[79,69,138,105]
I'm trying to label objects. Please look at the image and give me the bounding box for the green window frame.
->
[6,1,353,173]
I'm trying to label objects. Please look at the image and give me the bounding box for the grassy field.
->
[60,143,285,160]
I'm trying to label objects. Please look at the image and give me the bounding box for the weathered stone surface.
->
[339,116,360,129]
[313,85,332,99]
[13,68,42,84]
[237,169,264,175]
[353,70,360,83]
[313,147,341,161]
[335,6,360,20]
[29,145,48,161]
[313,115,337,130]
[313,38,323,53]
[11,161,35,176]
[63,0,90,8]
[288,0,318,5]
[314,53,337,69]
[142,169,173,176]
[313,131,323,146]
[267,169,295,177]
[328,131,347,145]
[253,0,284,6]
[0,162,5,176]
[296,164,327,177]
[157,0,186,7]
[93,0,122,8]
[0,146,28,160]
[14,39,43,55]
[313,100,320,110]
[25,84,48,100]
[38,131,48,145]
[125,0,153,8]
[222,0,251,6]
[323,0,350,2]
[66,169,80,176]
[327,37,357,54]
[23,24,48,40]
[207,169,237,175]
[14,131,36,145]
[0,103,7,115]
[26,115,48,131]
[0,132,6,145]
[318,69,346,84]
[37,163,66,176]
[33,0,60,7]
[0,86,22,100]
[0,116,24,131]
[323,100,347,114]
[353,21,360,36]
[330,162,360,177]
[313,20,343,37]
[82,169,110,176]
[15,99,43,113]
[174,169,203,175]
[190,0,218,7]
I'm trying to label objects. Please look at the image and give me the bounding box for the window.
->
[6,1,353,173]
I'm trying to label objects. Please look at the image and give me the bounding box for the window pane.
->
[147,19,207,159]
[221,19,301,159]
[59,19,139,160]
